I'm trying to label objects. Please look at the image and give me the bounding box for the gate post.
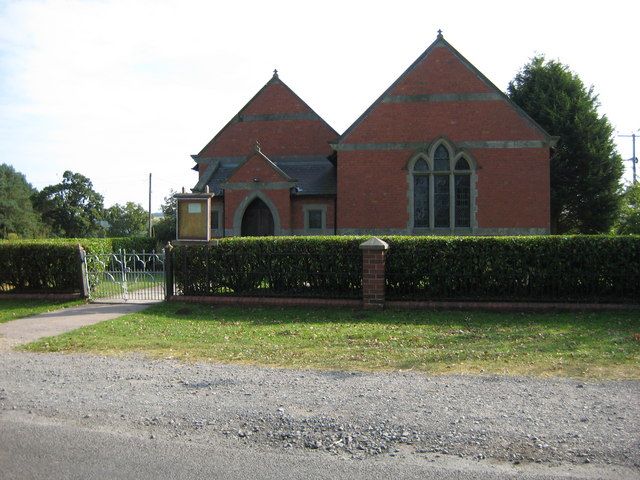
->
[360,237,389,309]
[77,244,90,299]
[164,242,174,300]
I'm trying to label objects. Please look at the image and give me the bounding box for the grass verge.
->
[22,302,640,379]
[0,298,85,324]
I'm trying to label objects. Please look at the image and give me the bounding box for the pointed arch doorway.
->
[241,198,275,236]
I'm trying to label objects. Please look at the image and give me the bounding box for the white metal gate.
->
[84,250,165,302]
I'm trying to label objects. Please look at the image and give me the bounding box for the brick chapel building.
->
[190,33,556,237]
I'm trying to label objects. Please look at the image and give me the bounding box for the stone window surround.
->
[302,204,328,235]
[406,138,478,233]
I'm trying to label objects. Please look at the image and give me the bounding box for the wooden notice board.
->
[177,197,210,241]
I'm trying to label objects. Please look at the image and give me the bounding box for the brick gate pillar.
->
[360,237,389,309]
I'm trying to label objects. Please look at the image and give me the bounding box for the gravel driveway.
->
[1,350,638,478]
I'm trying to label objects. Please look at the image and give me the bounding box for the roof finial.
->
[273,68,278,79]
[437,29,443,39]
[254,140,261,153]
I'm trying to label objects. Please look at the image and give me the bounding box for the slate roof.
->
[193,155,336,196]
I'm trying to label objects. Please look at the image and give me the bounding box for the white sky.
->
[1,0,638,211]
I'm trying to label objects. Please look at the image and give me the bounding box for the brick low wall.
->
[169,295,360,308]
[167,295,640,313]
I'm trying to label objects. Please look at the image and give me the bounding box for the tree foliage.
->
[32,171,105,238]
[508,56,623,234]
[0,164,45,238]
[153,190,177,244]
[105,202,148,237]
[616,183,640,234]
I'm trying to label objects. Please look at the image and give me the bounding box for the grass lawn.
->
[23,302,640,379]
[0,298,85,324]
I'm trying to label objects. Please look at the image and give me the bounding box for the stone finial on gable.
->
[437,29,443,40]
[272,68,279,79]
[254,140,261,153]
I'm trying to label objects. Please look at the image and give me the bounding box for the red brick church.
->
[190,32,556,237]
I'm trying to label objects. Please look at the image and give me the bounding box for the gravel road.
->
[1,351,638,478]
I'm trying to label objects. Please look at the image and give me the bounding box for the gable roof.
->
[338,32,555,146]
[225,142,296,183]
[194,71,339,159]
[193,154,336,196]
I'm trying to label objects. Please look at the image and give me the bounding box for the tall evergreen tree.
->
[508,57,623,233]
[32,171,105,238]
[0,164,45,238]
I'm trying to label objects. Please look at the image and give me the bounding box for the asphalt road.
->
[1,412,632,480]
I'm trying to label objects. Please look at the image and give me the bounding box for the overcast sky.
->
[1,0,638,211]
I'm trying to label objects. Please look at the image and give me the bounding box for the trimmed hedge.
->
[173,237,363,298]
[0,243,81,293]
[172,235,640,303]
[0,237,157,254]
[0,237,159,294]
[383,235,640,302]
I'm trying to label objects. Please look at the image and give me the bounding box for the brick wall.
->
[338,150,410,229]
[337,41,551,232]
[197,79,338,160]
[290,196,336,231]
[226,152,287,183]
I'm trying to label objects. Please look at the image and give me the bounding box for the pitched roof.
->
[193,155,336,196]
[338,32,554,145]
[194,72,339,158]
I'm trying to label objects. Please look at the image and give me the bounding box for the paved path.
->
[0,302,152,350]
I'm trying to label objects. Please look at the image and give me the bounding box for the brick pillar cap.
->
[359,237,389,251]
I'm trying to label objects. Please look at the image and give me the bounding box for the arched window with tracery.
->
[411,142,473,230]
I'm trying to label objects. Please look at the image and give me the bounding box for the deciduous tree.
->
[616,183,640,234]
[153,190,177,243]
[105,202,147,237]
[32,171,105,237]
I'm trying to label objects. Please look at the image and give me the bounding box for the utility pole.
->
[148,173,152,237]
[619,132,638,184]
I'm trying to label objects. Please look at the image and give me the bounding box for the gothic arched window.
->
[411,143,473,230]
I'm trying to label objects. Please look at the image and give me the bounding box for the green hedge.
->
[172,235,640,303]
[383,235,640,302]
[0,243,81,293]
[173,237,363,298]
[0,237,157,254]
[0,237,158,294]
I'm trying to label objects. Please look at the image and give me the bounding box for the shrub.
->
[0,243,81,293]
[383,235,640,302]
[173,237,363,298]
[171,235,640,303]
[0,237,159,294]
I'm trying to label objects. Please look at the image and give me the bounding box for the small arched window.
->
[413,157,430,227]
[411,144,473,230]
[454,157,471,228]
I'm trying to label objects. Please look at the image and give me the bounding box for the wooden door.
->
[241,198,275,236]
